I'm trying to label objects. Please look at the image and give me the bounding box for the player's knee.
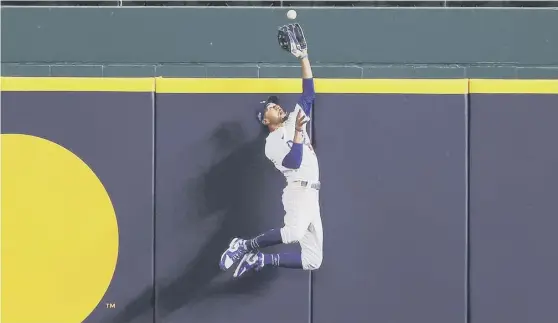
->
[302,251,322,271]
[303,257,322,271]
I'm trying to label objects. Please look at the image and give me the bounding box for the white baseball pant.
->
[280,182,323,270]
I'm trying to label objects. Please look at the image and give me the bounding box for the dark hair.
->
[256,95,280,126]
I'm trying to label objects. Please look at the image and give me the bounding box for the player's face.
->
[264,103,286,126]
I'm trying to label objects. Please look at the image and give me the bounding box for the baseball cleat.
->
[233,252,264,278]
[219,237,249,271]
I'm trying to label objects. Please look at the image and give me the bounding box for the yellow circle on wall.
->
[1,134,119,323]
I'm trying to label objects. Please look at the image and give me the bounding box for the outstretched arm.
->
[301,55,313,79]
[280,58,311,170]
[298,55,315,116]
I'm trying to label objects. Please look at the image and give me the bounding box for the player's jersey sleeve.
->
[298,78,315,116]
[265,135,291,167]
[286,78,315,127]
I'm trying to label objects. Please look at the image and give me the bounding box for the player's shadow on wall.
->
[110,121,281,323]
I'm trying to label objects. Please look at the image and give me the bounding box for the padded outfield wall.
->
[1,77,558,323]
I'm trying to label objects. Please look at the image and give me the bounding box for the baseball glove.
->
[277,23,308,59]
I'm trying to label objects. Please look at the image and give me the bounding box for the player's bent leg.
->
[233,223,322,277]
[300,220,323,270]
[233,251,304,278]
[233,224,323,277]
[232,224,310,277]
[219,228,284,271]
[225,196,316,273]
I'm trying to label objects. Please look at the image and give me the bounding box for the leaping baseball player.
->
[219,23,323,278]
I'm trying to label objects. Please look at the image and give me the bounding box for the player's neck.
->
[268,123,285,132]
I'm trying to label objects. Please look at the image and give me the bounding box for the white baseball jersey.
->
[264,103,319,183]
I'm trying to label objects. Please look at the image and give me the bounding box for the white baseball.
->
[287,10,297,20]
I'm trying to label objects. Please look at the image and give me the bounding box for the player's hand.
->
[295,110,309,132]
[294,49,308,60]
